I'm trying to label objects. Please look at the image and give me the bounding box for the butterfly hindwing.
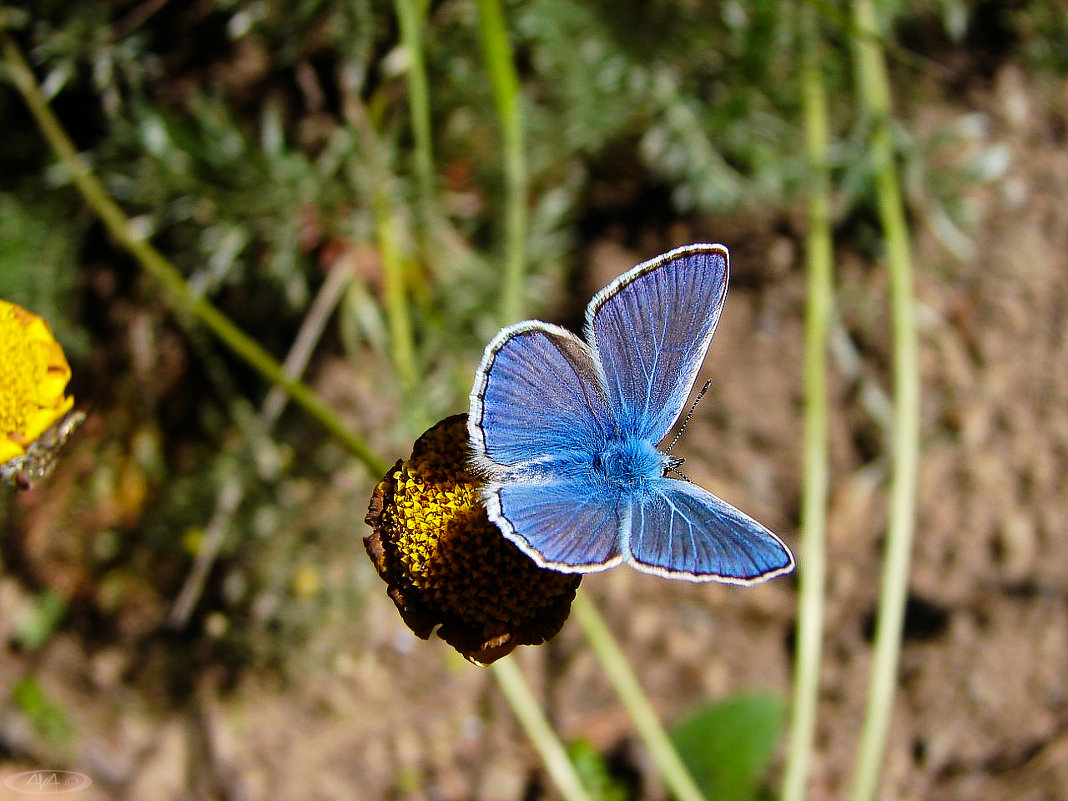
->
[622,478,794,583]
[587,244,729,445]
[488,481,623,572]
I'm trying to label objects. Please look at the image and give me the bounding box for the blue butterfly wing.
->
[469,321,613,476]
[586,244,729,444]
[622,478,794,583]
[487,481,622,572]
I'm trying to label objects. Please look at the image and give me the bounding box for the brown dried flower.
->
[364,414,580,665]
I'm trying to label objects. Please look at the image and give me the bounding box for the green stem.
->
[0,25,386,476]
[782,9,834,801]
[343,92,418,394]
[806,0,948,79]
[475,0,527,324]
[491,657,592,801]
[394,0,437,239]
[848,2,921,799]
[572,592,707,801]
[372,184,417,392]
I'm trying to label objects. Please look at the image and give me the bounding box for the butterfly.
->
[468,244,794,583]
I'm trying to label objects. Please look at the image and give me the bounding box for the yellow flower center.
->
[0,299,74,465]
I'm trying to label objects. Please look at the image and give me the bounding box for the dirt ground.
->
[2,52,1067,801]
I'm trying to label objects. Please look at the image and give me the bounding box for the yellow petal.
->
[0,299,75,465]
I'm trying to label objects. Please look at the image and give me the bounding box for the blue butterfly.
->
[468,244,794,583]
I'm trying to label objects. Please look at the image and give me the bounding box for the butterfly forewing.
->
[587,245,729,445]
[470,322,613,475]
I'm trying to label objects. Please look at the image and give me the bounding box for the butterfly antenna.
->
[664,378,712,455]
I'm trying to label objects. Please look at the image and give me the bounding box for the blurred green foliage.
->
[3,0,1039,375]
[11,589,67,651]
[12,678,74,749]
[0,194,89,357]
[568,738,630,801]
[670,693,785,801]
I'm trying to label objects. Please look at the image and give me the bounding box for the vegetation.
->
[1,1,1058,799]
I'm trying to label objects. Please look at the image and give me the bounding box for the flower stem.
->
[572,591,707,801]
[394,0,437,241]
[491,657,592,801]
[169,259,354,629]
[372,183,418,393]
[782,8,834,801]
[847,1,921,799]
[475,0,527,324]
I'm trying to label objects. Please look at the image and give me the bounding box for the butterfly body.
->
[591,435,665,490]
[469,244,794,584]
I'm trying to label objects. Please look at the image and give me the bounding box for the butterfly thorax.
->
[591,436,666,490]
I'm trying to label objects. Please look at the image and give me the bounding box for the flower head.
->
[0,299,81,489]
[365,414,580,665]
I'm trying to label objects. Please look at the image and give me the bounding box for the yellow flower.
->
[1,299,81,489]
[365,414,580,665]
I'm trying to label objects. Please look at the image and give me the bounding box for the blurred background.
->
[1,1,1066,799]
